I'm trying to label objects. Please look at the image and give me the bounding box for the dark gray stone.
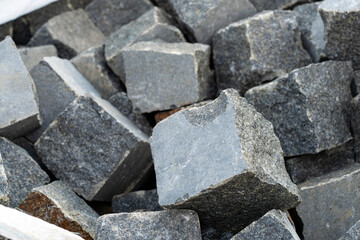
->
[121,41,213,113]
[153,0,256,44]
[0,22,11,42]
[245,61,353,157]
[297,163,360,240]
[150,89,300,233]
[112,189,162,213]
[96,210,201,240]
[319,0,360,69]
[353,71,360,96]
[351,94,360,162]
[339,220,360,240]
[0,37,41,139]
[248,0,306,11]
[0,154,9,207]
[85,0,153,36]
[19,45,57,70]
[213,10,312,95]
[35,95,153,201]
[71,45,122,99]
[104,7,185,80]
[28,9,106,59]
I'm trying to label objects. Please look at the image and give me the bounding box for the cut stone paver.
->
[19,45,57,70]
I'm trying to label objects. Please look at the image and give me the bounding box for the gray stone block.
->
[297,163,360,240]
[153,0,256,44]
[0,137,49,207]
[35,95,153,201]
[19,45,58,70]
[319,0,360,69]
[28,9,106,59]
[18,181,99,240]
[96,210,201,240]
[353,71,360,96]
[249,0,306,11]
[351,95,360,162]
[245,61,353,157]
[121,41,213,113]
[85,0,153,36]
[0,37,41,139]
[339,220,360,240]
[150,89,300,233]
[0,154,9,207]
[213,10,312,95]
[27,56,101,143]
[104,7,185,80]
[231,210,300,240]
[112,189,162,213]
[71,45,122,99]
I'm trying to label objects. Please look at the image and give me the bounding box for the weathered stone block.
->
[18,181,99,240]
[339,220,360,240]
[245,61,353,157]
[213,10,312,95]
[19,45,57,71]
[35,95,153,201]
[28,9,106,59]
[352,70,360,96]
[96,210,201,240]
[319,0,360,69]
[121,41,213,113]
[249,0,306,11]
[0,37,41,139]
[151,89,300,233]
[0,154,9,207]
[351,94,360,162]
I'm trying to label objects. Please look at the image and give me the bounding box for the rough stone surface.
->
[153,0,256,44]
[213,10,312,95]
[245,61,353,157]
[286,140,355,184]
[0,37,41,139]
[351,95,360,162]
[105,7,186,80]
[85,0,153,36]
[0,154,9,207]
[96,210,202,240]
[121,41,213,113]
[27,56,101,142]
[231,210,300,240]
[339,220,360,240]
[297,163,360,240]
[319,0,360,69]
[353,70,360,96]
[249,0,306,11]
[19,45,57,71]
[0,137,49,207]
[18,181,99,240]
[109,92,152,136]
[294,2,326,62]
[35,95,153,201]
[112,189,162,213]
[71,45,122,99]
[151,89,300,233]
[0,22,11,42]
[28,9,106,59]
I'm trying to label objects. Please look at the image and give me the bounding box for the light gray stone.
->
[319,0,360,69]
[249,0,306,11]
[96,210,201,240]
[297,163,360,240]
[245,61,353,157]
[35,95,153,201]
[27,56,101,142]
[0,154,9,207]
[213,10,312,95]
[104,7,185,80]
[19,45,57,71]
[0,37,41,139]
[351,95,360,162]
[121,41,213,113]
[28,9,106,59]
[231,210,300,240]
[153,0,256,44]
[150,89,300,233]
[339,220,360,240]
[85,0,153,36]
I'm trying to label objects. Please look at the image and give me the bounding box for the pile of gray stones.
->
[0,0,360,239]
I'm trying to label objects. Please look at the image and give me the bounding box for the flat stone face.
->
[351,95,360,162]
[249,0,305,11]
[319,0,360,69]
[19,45,57,70]
[104,7,185,80]
[96,210,202,240]
[121,41,213,113]
[0,37,41,139]
[154,0,256,44]
[18,181,99,240]
[71,45,122,99]
[85,0,153,36]
[35,96,153,201]
[339,220,360,240]
[231,210,300,240]
[245,61,353,157]
[28,9,106,59]
[213,10,312,95]
[151,89,300,233]
[0,137,49,207]
[0,154,9,207]
[297,164,360,240]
